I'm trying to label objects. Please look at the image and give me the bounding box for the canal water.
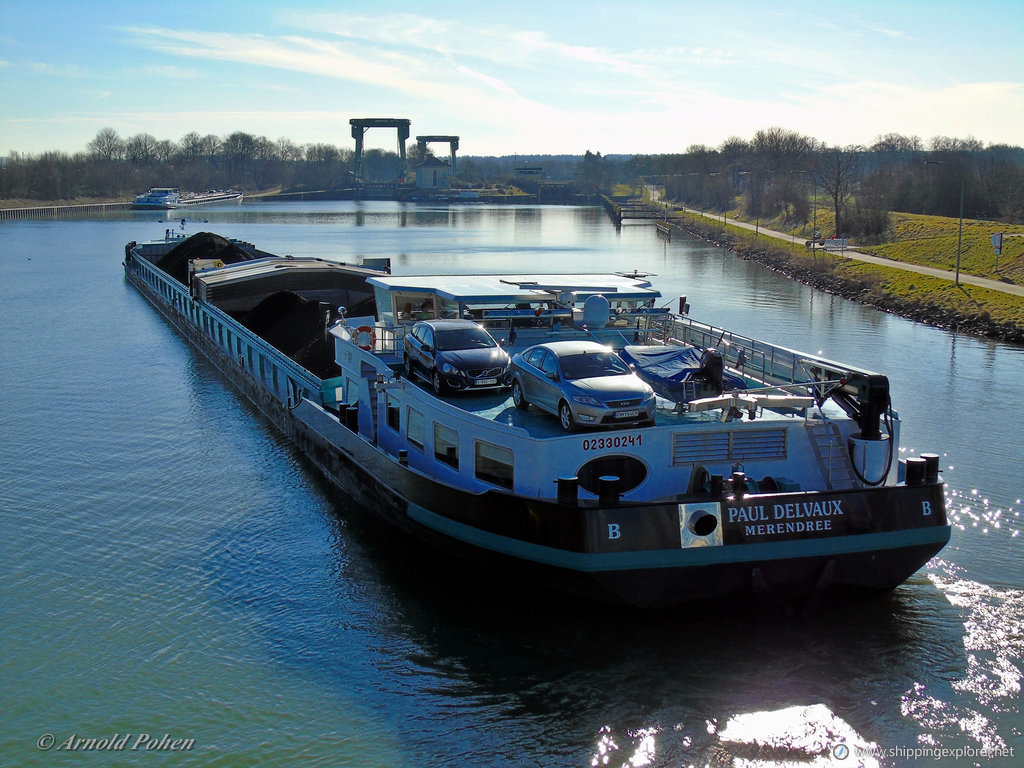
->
[2,202,1021,766]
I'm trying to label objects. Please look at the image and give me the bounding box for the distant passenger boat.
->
[132,188,242,210]
[131,188,180,210]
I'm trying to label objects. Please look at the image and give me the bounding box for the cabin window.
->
[385,393,400,432]
[433,423,459,469]
[407,407,424,449]
[475,441,514,489]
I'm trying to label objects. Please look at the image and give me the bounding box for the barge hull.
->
[124,254,950,609]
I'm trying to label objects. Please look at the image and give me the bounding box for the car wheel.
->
[404,353,413,379]
[512,380,529,409]
[558,400,576,432]
[432,369,447,395]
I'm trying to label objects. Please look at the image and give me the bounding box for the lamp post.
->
[925,160,964,286]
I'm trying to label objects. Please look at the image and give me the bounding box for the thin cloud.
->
[29,61,87,77]
[454,64,521,98]
[295,11,652,76]
[120,24,560,130]
[124,64,204,79]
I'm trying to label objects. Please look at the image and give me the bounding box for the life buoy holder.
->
[354,325,376,350]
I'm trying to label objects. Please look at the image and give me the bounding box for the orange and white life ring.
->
[354,325,376,350]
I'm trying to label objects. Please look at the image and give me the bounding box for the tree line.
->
[2,126,1021,233]
[620,129,1024,237]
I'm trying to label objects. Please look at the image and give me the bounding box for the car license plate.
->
[475,378,498,386]
[615,409,640,418]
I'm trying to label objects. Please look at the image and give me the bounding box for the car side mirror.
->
[422,344,432,352]
[546,371,559,381]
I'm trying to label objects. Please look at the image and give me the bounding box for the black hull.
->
[125,259,951,609]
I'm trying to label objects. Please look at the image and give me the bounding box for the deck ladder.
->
[805,419,859,490]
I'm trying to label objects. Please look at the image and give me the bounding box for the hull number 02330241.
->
[582,434,643,451]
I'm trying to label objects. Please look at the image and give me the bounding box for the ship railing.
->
[656,314,879,390]
[373,324,404,355]
[128,251,322,409]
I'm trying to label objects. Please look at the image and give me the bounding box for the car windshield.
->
[435,328,496,351]
[558,351,630,380]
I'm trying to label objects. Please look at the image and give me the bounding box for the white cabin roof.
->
[366,274,662,304]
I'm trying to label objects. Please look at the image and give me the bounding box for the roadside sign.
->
[991,233,1003,256]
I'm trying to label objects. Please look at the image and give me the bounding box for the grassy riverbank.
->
[672,211,1024,344]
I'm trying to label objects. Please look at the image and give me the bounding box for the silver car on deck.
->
[509,340,656,432]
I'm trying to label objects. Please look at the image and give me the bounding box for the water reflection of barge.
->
[123,230,950,609]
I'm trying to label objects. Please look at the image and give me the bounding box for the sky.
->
[1,0,1022,158]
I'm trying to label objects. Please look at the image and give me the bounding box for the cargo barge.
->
[123,230,950,609]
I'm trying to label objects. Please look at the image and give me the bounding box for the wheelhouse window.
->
[434,423,458,468]
[475,441,514,489]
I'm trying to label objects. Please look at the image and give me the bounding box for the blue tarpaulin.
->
[620,345,746,402]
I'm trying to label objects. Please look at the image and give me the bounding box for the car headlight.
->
[441,363,461,376]
[572,393,603,407]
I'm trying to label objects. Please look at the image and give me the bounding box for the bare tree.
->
[124,133,158,166]
[199,134,221,162]
[178,132,204,163]
[814,145,863,235]
[154,139,175,163]
[275,137,303,163]
[86,127,125,161]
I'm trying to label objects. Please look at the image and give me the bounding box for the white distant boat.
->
[132,188,242,210]
[131,187,180,210]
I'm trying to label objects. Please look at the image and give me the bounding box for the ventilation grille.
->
[672,428,787,465]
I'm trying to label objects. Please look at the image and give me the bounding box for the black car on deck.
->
[404,319,511,395]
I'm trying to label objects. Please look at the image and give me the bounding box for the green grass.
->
[865,213,1024,284]
[671,208,1024,340]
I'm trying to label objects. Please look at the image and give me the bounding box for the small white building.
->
[414,155,451,189]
